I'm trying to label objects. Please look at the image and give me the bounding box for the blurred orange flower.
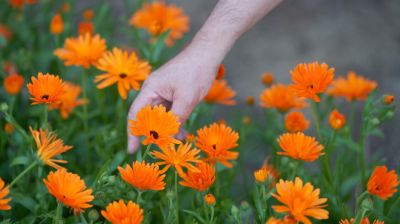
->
[254,160,280,183]
[215,64,225,80]
[260,84,307,113]
[204,193,216,205]
[61,3,70,13]
[204,80,236,105]
[9,0,24,8]
[179,162,215,191]
[0,178,11,210]
[261,72,274,86]
[290,62,335,102]
[83,9,94,20]
[329,109,346,130]
[50,14,63,35]
[277,132,324,162]
[118,161,166,191]
[383,95,394,105]
[4,123,14,134]
[339,218,383,224]
[3,73,24,95]
[266,216,296,224]
[272,177,329,224]
[95,48,151,99]
[78,22,94,35]
[43,169,94,214]
[284,111,309,133]
[49,82,87,119]
[367,165,399,200]
[328,71,377,101]
[26,72,66,105]
[0,24,12,41]
[101,200,143,224]
[245,96,255,106]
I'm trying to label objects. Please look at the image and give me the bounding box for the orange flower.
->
[61,3,70,13]
[254,167,268,183]
[0,178,11,210]
[129,105,181,149]
[285,111,309,133]
[83,9,94,20]
[49,82,87,119]
[186,133,195,144]
[4,123,14,134]
[204,193,216,206]
[272,177,329,224]
[259,84,307,112]
[130,1,189,46]
[266,216,296,224]
[30,127,73,169]
[179,162,215,191]
[339,218,384,224]
[290,62,335,102]
[43,169,94,214]
[26,72,66,105]
[95,48,151,99]
[262,72,274,86]
[118,161,166,191]
[328,71,377,101]
[196,123,239,168]
[383,95,394,105]
[3,73,24,95]
[367,165,399,200]
[245,96,255,106]
[254,160,280,183]
[204,79,236,105]
[9,0,24,8]
[329,109,346,130]
[277,132,324,162]
[0,24,12,41]
[54,33,106,68]
[78,21,94,35]
[151,143,201,174]
[50,14,63,35]
[215,64,225,80]
[101,200,144,224]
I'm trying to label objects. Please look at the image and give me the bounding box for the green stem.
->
[359,131,367,190]
[81,70,89,133]
[80,214,88,224]
[210,206,215,224]
[136,190,143,204]
[9,160,39,188]
[54,201,63,224]
[43,105,48,129]
[290,161,299,180]
[174,170,180,224]
[348,102,356,138]
[311,101,322,142]
[9,95,16,114]
[142,144,152,161]
[137,146,143,162]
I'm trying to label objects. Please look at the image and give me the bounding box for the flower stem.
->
[210,206,215,224]
[54,201,63,224]
[43,105,48,129]
[174,170,180,224]
[311,101,322,142]
[142,144,152,161]
[81,70,89,133]
[9,160,39,188]
[136,190,143,204]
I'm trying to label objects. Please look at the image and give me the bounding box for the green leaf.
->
[183,210,206,224]
[150,30,171,64]
[10,156,30,167]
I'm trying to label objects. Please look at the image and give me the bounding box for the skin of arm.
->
[127,0,283,153]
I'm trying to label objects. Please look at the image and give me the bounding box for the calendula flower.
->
[50,14,63,35]
[151,143,201,174]
[290,62,335,102]
[216,64,225,80]
[277,132,324,162]
[83,9,94,20]
[179,162,215,191]
[118,161,166,191]
[383,95,394,105]
[328,71,377,101]
[246,96,255,106]
[101,200,144,224]
[30,127,73,169]
[3,73,24,95]
[284,111,309,133]
[54,33,106,68]
[261,72,274,86]
[196,123,239,168]
[254,167,268,183]
[49,82,87,119]
[254,160,280,184]
[204,79,236,105]
[0,178,11,210]
[329,109,346,130]
[95,48,151,99]
[259,84,307,112]
[4,123,14,134]
[130,1,189,46]
[9,0,24,8]
[367,165,399,200]
[339,218,383,224]
[129,105,180,149]
[78,21,94,35]
[26,72,66,105]
[204,193,216,206]
[0,24,12,41]
[266,216,296,224]
[43,169,94,214]
[272,177,329,224]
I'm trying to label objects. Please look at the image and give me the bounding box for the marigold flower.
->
[101,200,143,224]
[277,132,324,162]
[367,165,399,200]
[339,218,384,224]
[151,143,201,175]
[284,111,309,133]
[26,72,66,105]
[3,73,24,95]
[54,33,106,68]
[30,127,73,169]
[261,72,274,86]
[118,161,166,191]
[95,48,151,99]
[9,0,24,8]
[266,216,296,224]
[204,193,216,206]
[78,21,94,36]
[383,95,394,105]
[254,160,280,184]
[0,24,12,41]
[83,9,94,20]
[49,82,87,119]
[43,169,94,214]
[204,79,236,105]
[130,1,189,46]
[245,96,255,106]
[216,64,225,80]
[50,14,63,35]
[272,177,329,224]
[254,168,268,183]
[290,62,335,102]
[129,105,181,149]
[0,178,11,210]
[196,123,239,168]
[329,109,346,130]
[4,123,14,134]
[179,162,215,191]
[260,84,307,112]
[327,71,377,101]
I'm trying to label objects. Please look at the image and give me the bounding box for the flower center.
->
[212,144,217,150]
[41,94,49,100]
[150,130,159,139]
[119,73,127,79]
[307,84,314,90]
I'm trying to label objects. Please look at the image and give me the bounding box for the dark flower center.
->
[212,144,217,150]
[119,73,127,79]
[150,130,159,139]
[307,84,314,89]
[41,94,49,100]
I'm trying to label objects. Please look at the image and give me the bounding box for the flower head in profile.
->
[383,95,394,105]
[260,84,307,112]
[50,13,63,35]
[151,143,201,175]
[43,169,94,214]
[130,1,189,46]
[0,178,11,210]
[204,193,216,206]
[179,162,215,191]
[329,109,346,130]
[78,22,94,35]
[54,33,106,68]
[339,218,384,224]
[3,73,24,95]
[204,79,236,105]
[285,111,309,133]
[27,72,66,105]
[196,123,239,167]
[367,165,399,200]
[118,161,166,191]
[49,82,87,119]
[266,216,296,224]
[95,48,151,99]
[277,132,324,162]
[328,71,377,101]
[30,127,73,169]
[272,177,329,224]
[262,72,274,86]
[254,160,280,184]
[290,62,335,102]
[101,200,143,224]
[129,105,181,149]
